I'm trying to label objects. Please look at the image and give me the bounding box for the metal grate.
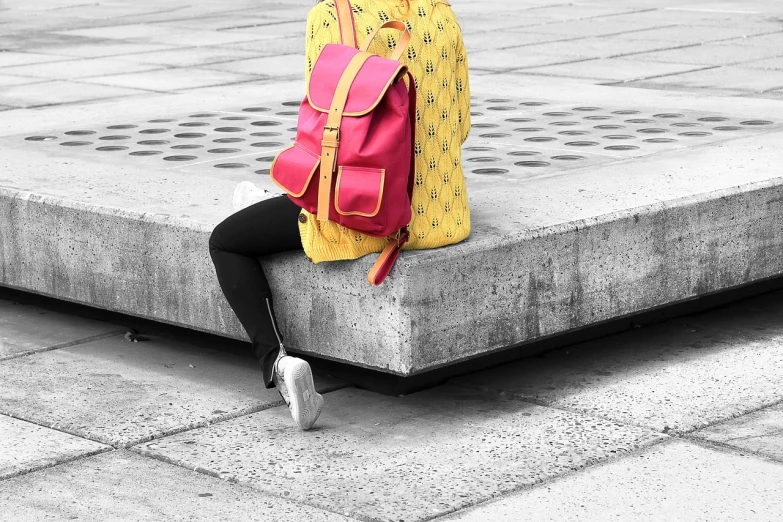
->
[22,96,777,181]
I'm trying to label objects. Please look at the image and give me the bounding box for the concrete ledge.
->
[2,79,783,376]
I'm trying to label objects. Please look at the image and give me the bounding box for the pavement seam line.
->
[0,445,115,482]
[422,437,674,522]
[680,434,783,466]
[0,327,126,362]
[129,448,370,522]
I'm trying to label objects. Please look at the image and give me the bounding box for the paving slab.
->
[0,450,350,522]
[137,385,665,521]
[695,402,783,461]
[0,58,163,81]
[631,43,783,66]
[217,35,305,55]
[0,298,122,360]
[627,65,783,93]
[510,37,690,60]
[0,51,69,68]
[0,414,108,480]
[0,332,343,447]
[443,439,783,522]
[520,58,708,82]
[451,295,783,434]
[79,68,264,92]
[114,46,262,67]
[0,80,155,108]
[25,42,177,59]
[0,74,49,88]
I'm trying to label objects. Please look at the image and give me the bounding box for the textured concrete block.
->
[137,385,665,521]
[444,440,783,522]
[0,298,122,360]
[0,450,351,522]
[451,291,783,433]
[0,414,107,480]
[0,333,342,446]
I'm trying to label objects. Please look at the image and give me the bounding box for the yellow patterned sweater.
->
[298,0,471,263]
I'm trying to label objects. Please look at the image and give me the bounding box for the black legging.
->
[208,196,303,388]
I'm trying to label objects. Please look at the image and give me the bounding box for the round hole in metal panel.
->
[542,111,571,117]
[573,107,601,111]
[470,112,483,117]
[139,128,170,134]
[637,128,667,134]
[256,169,271,175]
[508,151,541,156]
[487,106,516,111]
[179,122,210,127]
[472,168,510,174]
[740,120,773,125]
[520,101,547,106]
[174,132,207,138]
[653,113,684,118]
[171,144,203,150]
[221,116,250,121]
[524,136,556,142]
[99,135,130,140]
[208,148,242,153]
[256,156,275,162]
[65,130,96,136]
[96,146,128,151]
[242,107,271,112]
[277,111,299,116]
[163,155,198,161]
[465,146,497,151]
[514,127,544,132]
[106,124,137,130]
[670,122,702,127]
[466,157,500,162]
[188,113,216,118]
[138,140,169,145]
[251,121,282,127]
[625,118,654,124]
[506,117,535,123]
[472,123,499,128]
[594,124,625,130]
[514,161,550,167]
[713,126,743,131]
[643,138,677,143]
[559,130,589,136]
[697,116,728,122]
[214,137,245,143]
[679,131,712,137]
[550,121,579,126]
[287,127,298,132]
[583,115,611,120]
[485,98,511,103]
[149,118,177,123]
[551,155,585,160]
[605,145,640,150]
[612,110,640,115]
[60,141,91,146]
[251,142,284,147]
[251,131,282,137]
[603,134,636,140]
[25,136,56,141]
[282,101,300,107]
[215,127,245,132]
[215,163,251,168]
[130,150,164,156]
[480,132,511,138]
[564,141,598,146]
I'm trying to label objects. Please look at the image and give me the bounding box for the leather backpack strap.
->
[334,0,358,48]
[317,51,372,221]
[368,229,409,285]
[360,20,411,61]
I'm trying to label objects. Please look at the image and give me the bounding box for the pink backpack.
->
[271,0,416,285]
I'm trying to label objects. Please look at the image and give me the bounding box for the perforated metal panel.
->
[22,96,777,181]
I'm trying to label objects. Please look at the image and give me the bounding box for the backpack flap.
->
[270,143,321,200]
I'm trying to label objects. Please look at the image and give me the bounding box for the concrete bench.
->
[2,75,783,388]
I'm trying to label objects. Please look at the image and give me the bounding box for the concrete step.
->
[2,75,783,380]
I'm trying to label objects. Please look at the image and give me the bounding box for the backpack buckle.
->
[323,125,340,140]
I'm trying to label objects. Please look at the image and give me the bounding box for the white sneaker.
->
[273,355,324,430]
[232,181,279,212]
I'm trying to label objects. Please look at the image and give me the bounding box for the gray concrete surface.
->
[3,0,783,375]
[0,450,351,522]
[695,401,783,461]
[442,440,783,522]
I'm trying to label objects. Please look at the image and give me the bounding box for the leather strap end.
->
[367,232,408,286]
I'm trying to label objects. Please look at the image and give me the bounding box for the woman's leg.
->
[208,195,302,388]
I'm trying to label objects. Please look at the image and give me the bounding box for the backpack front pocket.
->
[334,166,385,218]
[270,143,321,198]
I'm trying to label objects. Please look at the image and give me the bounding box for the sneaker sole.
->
[284,359,323,430]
